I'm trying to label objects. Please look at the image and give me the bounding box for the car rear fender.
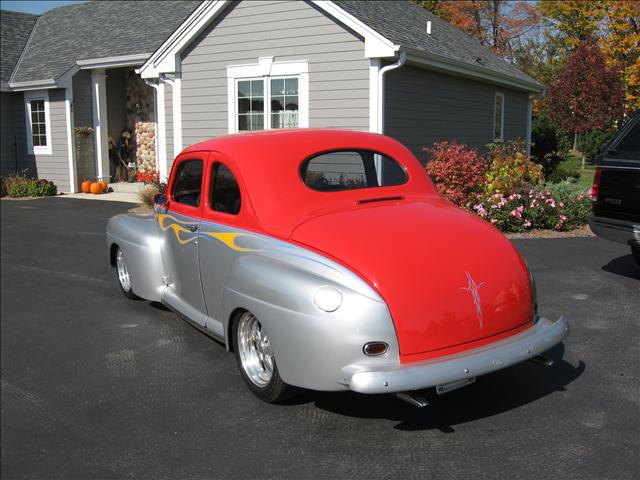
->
[106,213,165,302]
[221,253,400,391]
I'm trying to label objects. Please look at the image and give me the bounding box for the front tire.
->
[232,311,294,403]
[114,246,138,299]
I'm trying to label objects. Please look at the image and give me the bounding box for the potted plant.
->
[127,162,138,183]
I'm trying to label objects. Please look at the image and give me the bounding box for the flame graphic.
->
[158,214,197,245]
[461,271,485,328]
[204,232,264,252]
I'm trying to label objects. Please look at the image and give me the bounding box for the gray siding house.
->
[1,0,542,192]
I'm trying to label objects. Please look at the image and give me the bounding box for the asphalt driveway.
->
[1,197,638,480]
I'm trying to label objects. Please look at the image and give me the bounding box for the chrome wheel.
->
[237,312,274,387]
[116,248,131,292]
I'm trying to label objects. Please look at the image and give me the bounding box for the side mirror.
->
[153,194,168,214]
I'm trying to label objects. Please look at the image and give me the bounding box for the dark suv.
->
[589,111,640,264]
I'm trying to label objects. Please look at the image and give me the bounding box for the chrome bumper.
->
[347,316,569,394]
[589,216,640,246]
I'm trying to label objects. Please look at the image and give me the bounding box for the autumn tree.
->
[546,42,625,150]
[538,0,605,53]
[412,0,541,61]
[599,1,640,112]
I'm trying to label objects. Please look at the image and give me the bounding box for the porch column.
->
[146,79,168,182]
[91,69,110,181]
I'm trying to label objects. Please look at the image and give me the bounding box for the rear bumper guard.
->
[346,316,569,394]
[589,216,640,246]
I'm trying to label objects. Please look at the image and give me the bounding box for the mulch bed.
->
[505,224,594,239]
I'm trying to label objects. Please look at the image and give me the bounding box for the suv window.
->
[611,121,640,160]
[301,150,407,192]
[210,163,241,215]
[173,159,203,206]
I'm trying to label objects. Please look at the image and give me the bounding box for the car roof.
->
[182,129,436,238]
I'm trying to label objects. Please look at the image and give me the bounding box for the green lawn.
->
[558,153,596,191]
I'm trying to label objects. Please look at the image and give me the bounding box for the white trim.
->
[494,92,505,142]
[526,97,532,156]
[146,81,168,182]
[160,73,183,158]
[23,89,52,156]
[77,54,151,70]
[139,0,398,79]
[369,59,380,133]
[140,0,228,78]
[311,1,398,58]
[227,59,309,134]
[11,79,56,91]
[405,50,543,93]
[91,69,109,180]
[65,85,78,193]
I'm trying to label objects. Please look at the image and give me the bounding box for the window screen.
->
[301,150,407,192]
[211,163,241,215]
[173,159,203,206]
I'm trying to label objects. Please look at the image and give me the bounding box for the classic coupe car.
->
[106,129,569,405]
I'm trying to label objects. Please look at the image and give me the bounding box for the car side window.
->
[210,163,241,215]
[173,159,203,206]
[301,150,407,192]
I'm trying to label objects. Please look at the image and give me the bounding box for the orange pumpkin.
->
[81,180,92,193]
[99,180,108,193]
[90,182,103,194]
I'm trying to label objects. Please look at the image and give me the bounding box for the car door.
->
[159,154,208,325]
[199,154,249,337]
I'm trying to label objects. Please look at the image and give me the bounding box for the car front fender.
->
[106,213,165,302]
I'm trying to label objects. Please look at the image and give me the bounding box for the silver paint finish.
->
[106,209,569,393]
[347,316,569,394]
[159,212,207,326]
[105,213,165,302]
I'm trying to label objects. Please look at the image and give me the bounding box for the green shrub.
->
[8,178,57,197]
[546,163,581,183]
[485,139,544,195]
[469,182,590,233]
[579,128,616,162]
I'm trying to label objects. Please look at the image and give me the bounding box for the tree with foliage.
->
[546,42,625,150]
[537,1,605,53]
[412,0,541,60]
[599,1,640,112]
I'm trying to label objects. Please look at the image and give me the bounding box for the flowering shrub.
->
[136,169,160,184]
[8,178,57,198]
[471,181,591,232]
[423,141,488,206]
[485,140,544,195]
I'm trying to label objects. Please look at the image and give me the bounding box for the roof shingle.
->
[333,0,541,88]
[9,0,201,84]
[0,10,38,88]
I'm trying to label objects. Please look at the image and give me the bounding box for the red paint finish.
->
[176,129,534,363]
[291,198,533,361]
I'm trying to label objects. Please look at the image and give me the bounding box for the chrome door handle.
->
[187,224,198,232]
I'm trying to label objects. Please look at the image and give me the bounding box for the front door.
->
[159,156,207,325]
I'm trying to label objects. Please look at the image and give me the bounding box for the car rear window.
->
[300,150,407,192]
[610,121,640,160]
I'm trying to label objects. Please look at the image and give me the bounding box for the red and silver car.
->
[106,129,569,404]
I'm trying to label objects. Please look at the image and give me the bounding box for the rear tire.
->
[114,246,138,299]
[232,311,295,403]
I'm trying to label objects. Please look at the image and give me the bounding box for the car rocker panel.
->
[105,129,569,402]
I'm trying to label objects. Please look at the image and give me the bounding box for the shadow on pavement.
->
[285,343,584,432]
[602,254,640,280]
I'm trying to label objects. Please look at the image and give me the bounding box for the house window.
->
[236,76,299,131]
[494,93,504,141]
[24,90,52,155]
[228,58,309,134]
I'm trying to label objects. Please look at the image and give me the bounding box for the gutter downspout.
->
[377,51,406,135]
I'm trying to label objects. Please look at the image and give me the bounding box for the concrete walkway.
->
[61,191,138,203]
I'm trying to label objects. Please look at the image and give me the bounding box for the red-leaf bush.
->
[423,141,488,206]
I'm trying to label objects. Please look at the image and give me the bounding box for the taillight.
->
[591,167,602,204]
